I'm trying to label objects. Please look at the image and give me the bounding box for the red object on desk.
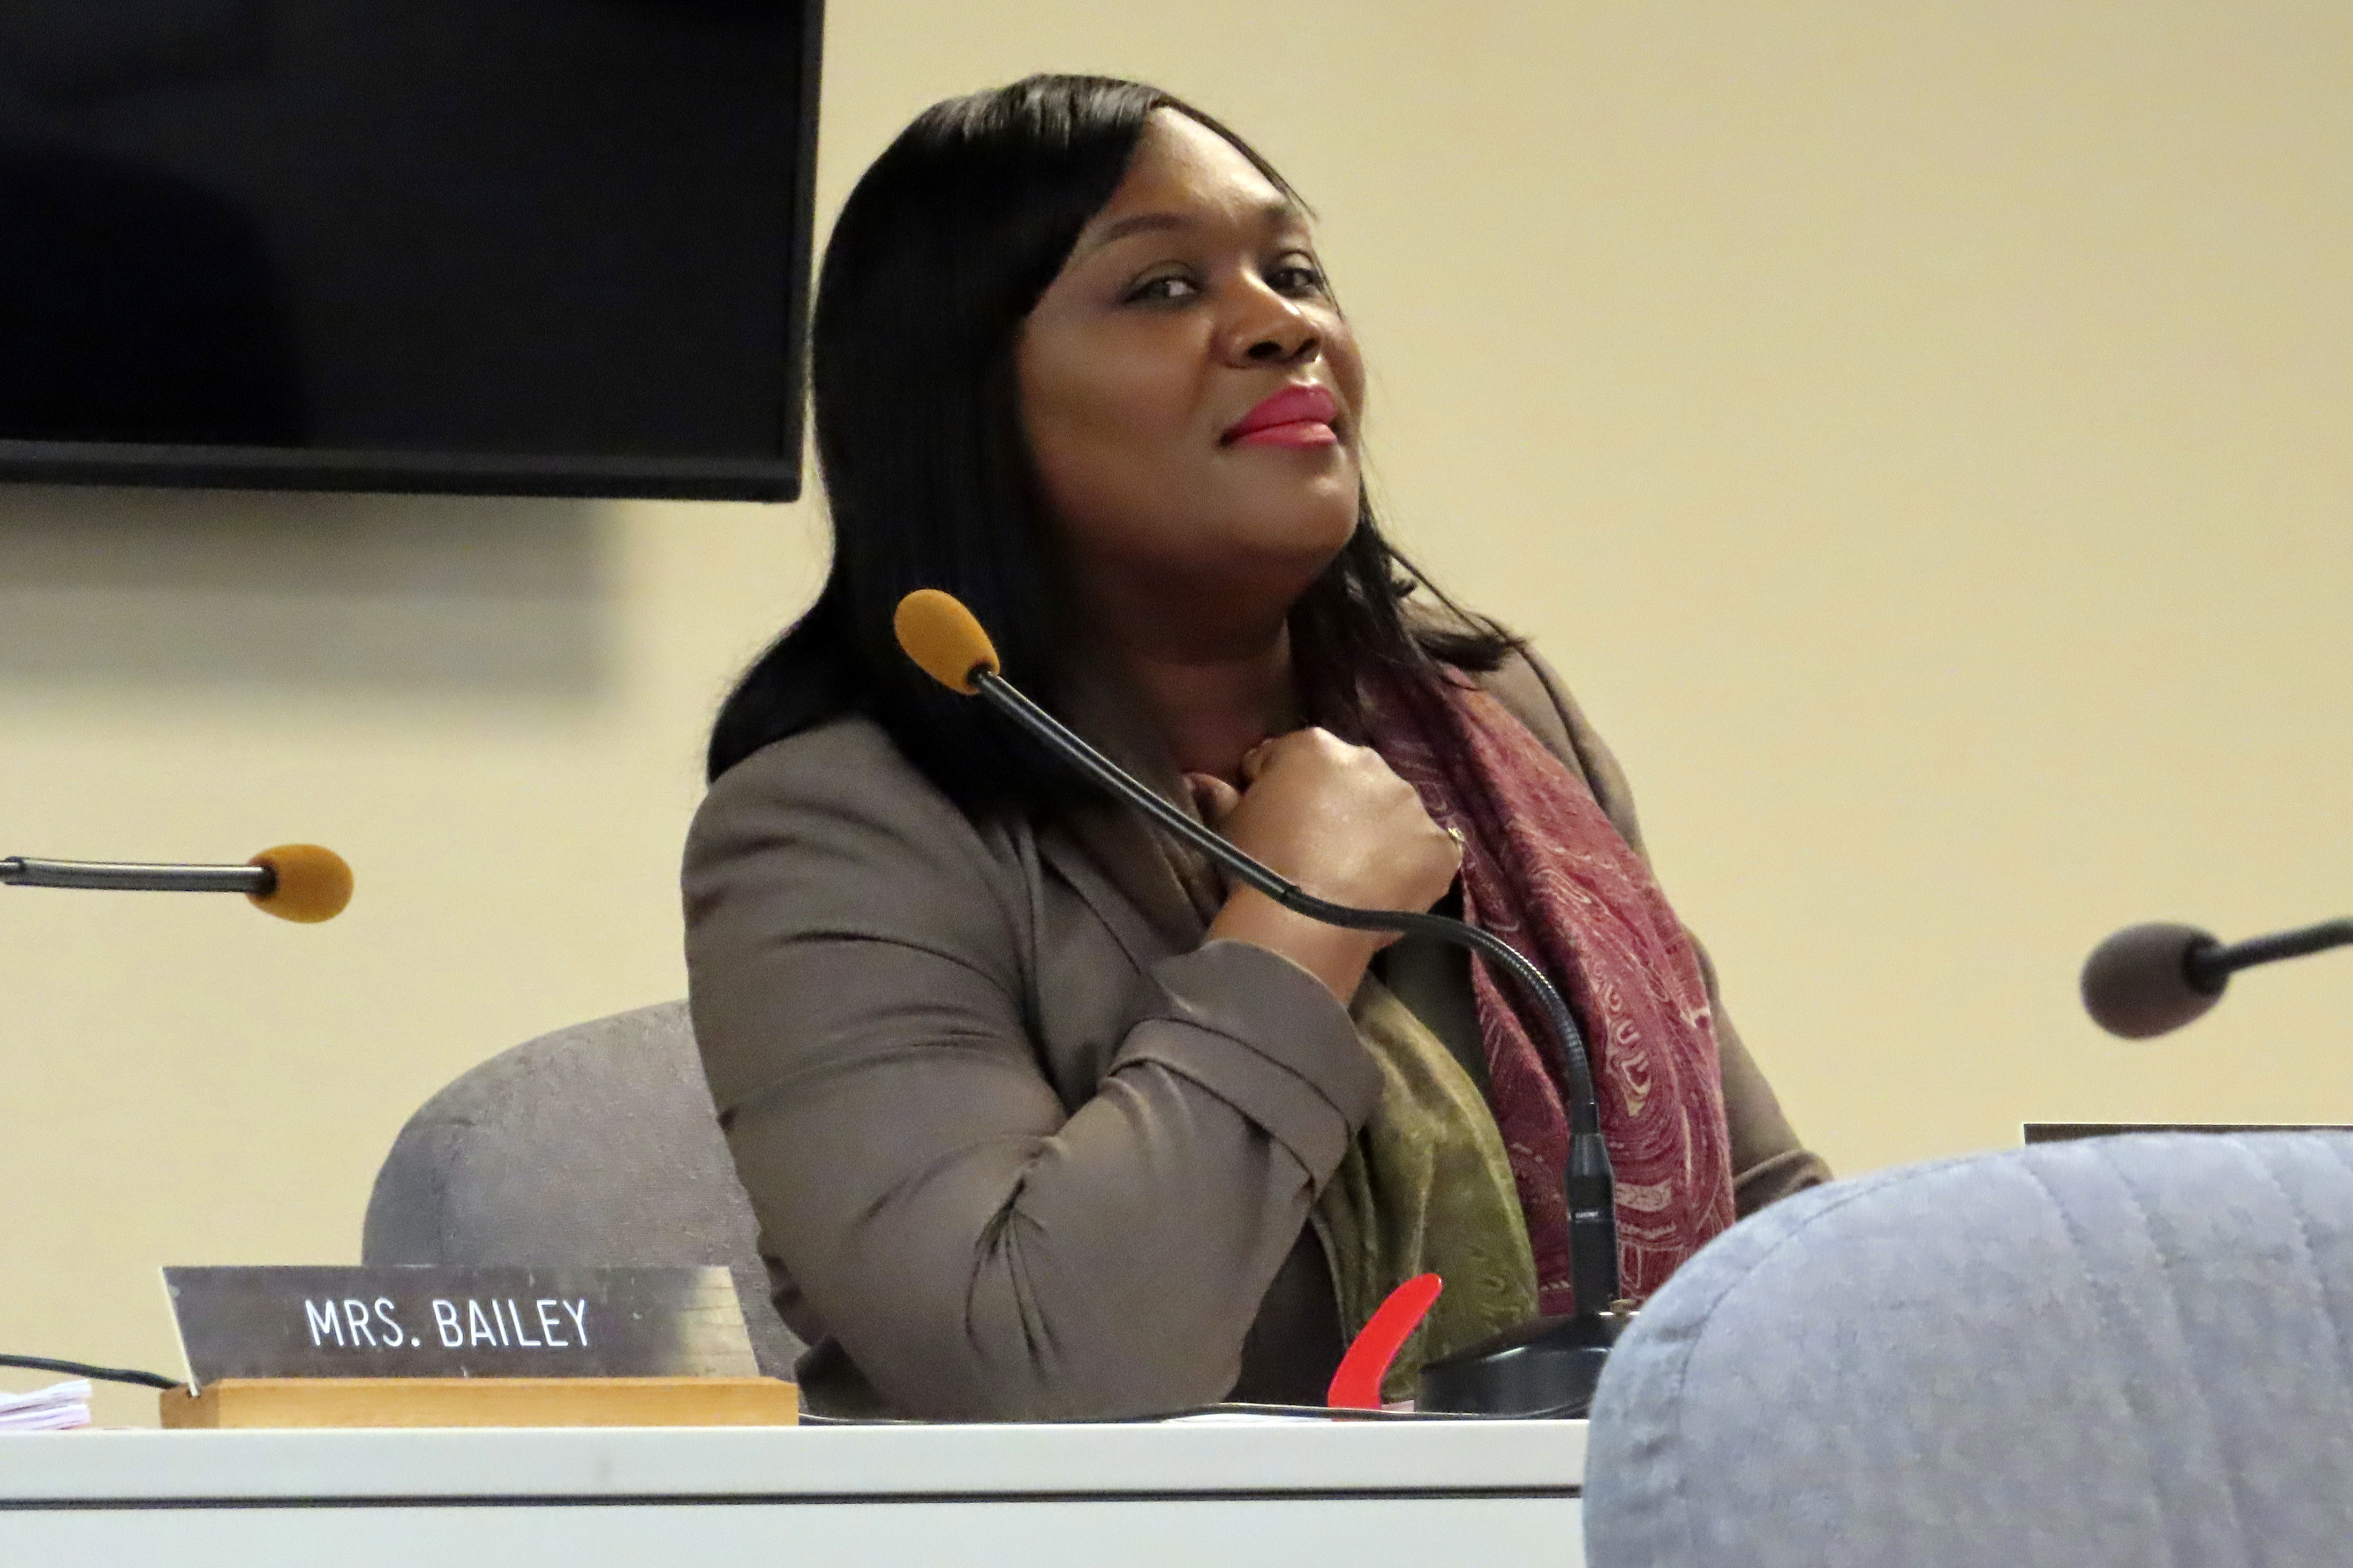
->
[1326,1273,1444,1410]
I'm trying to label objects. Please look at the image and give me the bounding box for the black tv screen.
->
[0,1,821,500]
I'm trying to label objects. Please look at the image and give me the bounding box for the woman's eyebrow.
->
[1081,212,1191,254]
[1077,199,1306,257]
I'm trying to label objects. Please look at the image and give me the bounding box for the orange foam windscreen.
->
[247,844,354,923]
[893,589,1001,695]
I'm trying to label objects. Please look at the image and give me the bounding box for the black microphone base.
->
[1415,1306,1635,1419]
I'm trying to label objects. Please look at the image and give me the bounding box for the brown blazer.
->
[683,647,1827,1420]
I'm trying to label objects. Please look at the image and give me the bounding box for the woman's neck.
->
[1107,625,1298,784]
[1067,553,1323,783]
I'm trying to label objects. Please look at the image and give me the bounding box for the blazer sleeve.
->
[1486,648,1833,1214]
[683,722,1379,1421]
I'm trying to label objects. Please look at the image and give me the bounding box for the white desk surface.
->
[1,1420,1587,1567]
[3,1418,1584,1499]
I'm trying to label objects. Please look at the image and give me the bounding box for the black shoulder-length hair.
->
[707,73,1512,807]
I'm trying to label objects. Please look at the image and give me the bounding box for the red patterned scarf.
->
[1368,671,1737,1312]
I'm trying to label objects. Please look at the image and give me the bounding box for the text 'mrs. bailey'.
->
[163,1266,758,1387]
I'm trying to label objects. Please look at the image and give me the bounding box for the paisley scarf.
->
[1366,670,1738,1313]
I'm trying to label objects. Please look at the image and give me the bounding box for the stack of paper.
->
[0,1380,92,1432]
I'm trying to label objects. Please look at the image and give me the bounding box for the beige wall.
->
[6,2,2348,1426]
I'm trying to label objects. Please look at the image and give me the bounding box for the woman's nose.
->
[1245,328,1318,363]
[1221,290,1321,367]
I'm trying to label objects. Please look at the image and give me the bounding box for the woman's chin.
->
[1226,509,1362,580]
[1226,472,1359,544]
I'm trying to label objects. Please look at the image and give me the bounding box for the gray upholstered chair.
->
[362,1000,804,1380]
[1582,1131,2353,1567]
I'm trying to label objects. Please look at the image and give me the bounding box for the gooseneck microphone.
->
[1,844,354,923]
[895,589,1631,1415]
[2082,916,2353,1039]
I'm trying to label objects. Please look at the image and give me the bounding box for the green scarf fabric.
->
[1311,977,1541,1402]
[1122,751,1539,1405]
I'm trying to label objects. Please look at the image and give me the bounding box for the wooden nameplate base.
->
[161,1376,800,1429]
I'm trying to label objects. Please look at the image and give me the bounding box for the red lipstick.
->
[1223,383,1340,448]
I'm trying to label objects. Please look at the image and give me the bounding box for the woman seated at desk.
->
[684,75,1828,1420]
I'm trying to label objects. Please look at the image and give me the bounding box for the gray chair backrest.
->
[362,999,803,1380]
[1585,1132,2353,1568]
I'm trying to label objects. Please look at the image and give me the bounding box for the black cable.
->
[1101,1400,1516,1422]
[974,671,1600,1114]
[976,668,1624,1312]
[798,1400,1525,1426]
[1,1353,179,1390]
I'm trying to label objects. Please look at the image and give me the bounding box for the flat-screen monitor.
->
[0,1,821,501]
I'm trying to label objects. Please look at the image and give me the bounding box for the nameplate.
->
[163,1266,759,1389]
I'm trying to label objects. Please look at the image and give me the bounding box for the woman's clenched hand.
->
[1187,728,1461,1004]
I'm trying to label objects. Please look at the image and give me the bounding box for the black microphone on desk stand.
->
[894,588,1633,1418]
[2082,915,2352,1039]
